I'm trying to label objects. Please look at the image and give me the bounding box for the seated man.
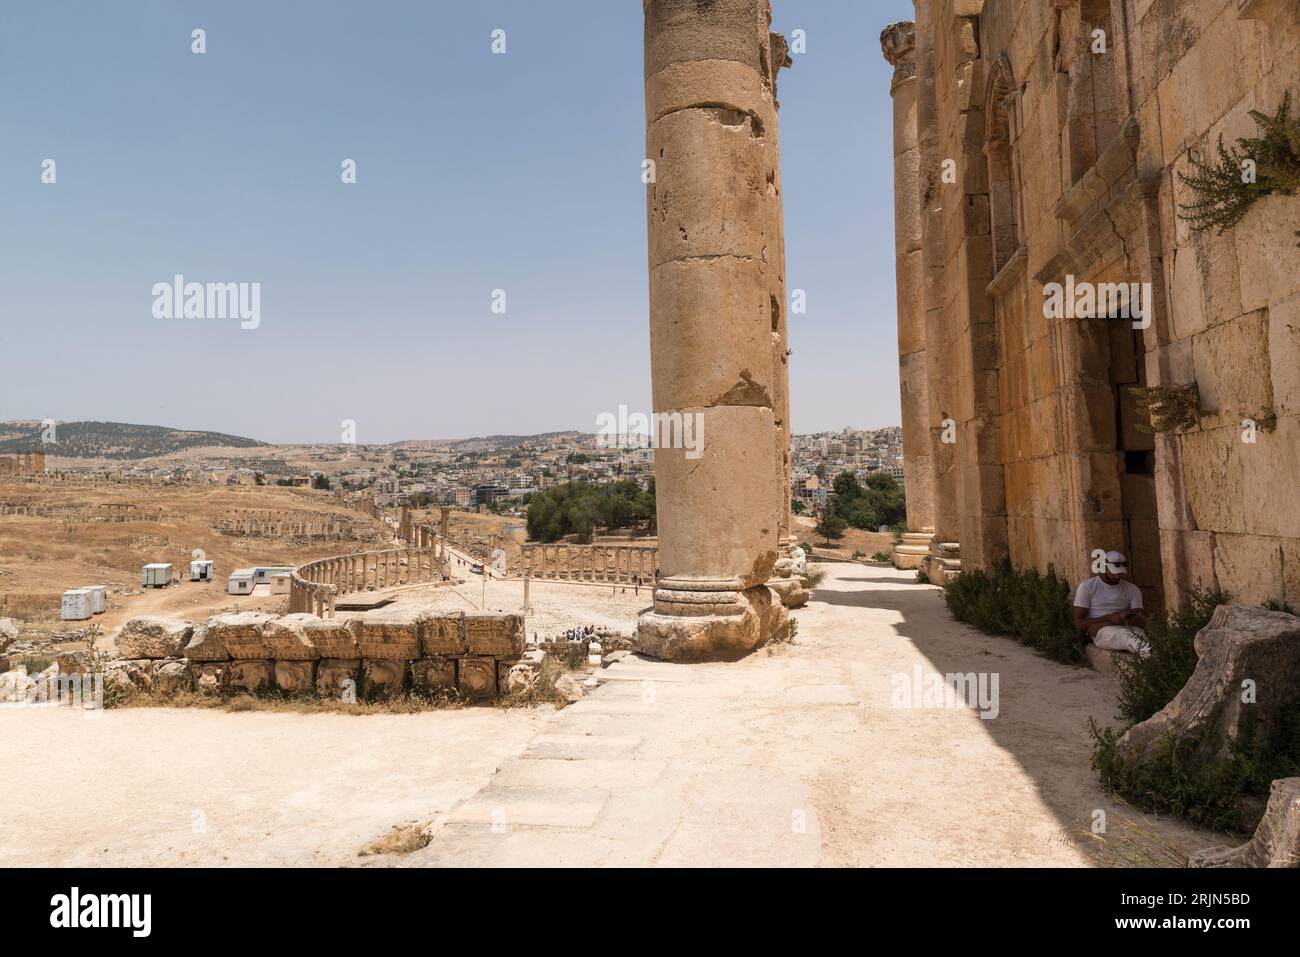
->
[1073,550,1150,656]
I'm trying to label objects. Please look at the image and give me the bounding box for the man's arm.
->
[1074,605,1129,638]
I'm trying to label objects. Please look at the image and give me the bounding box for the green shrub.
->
[1113,588,1229,724]
[942,561,1082,664]
[1090,704,1300,833]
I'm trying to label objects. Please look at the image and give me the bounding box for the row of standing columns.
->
[521,544,656,584]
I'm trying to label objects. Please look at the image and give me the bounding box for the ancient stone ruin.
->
[108,609,527,702]
[880,2,1300,614]
[635,0,804,663]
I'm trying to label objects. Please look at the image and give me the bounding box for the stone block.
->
[227,659,272,692]
[153,659,192,695]
[262,614,322,660]
[464,613,525,657]
[420,612,466,656]
[457,657,498,702]
[194,662,227,695]
[1117,605,1300,771]
[207,612,276,660]
[350,610,422,660]
[411,657,456,693]
[1192,777,1300,868]
[183,624,230,662]
[361,659,406,700]
[273,660,317,693]
[316,658,360,698]
[301,616,358,658]
[115,617,193,659]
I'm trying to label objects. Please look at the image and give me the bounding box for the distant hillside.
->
[0,421,270,460]
[392,431,593,450]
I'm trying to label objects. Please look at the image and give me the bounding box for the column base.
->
[921,541,962,584]
[635,582,788,662]
[893,531,934,570]
[766,551,809,608]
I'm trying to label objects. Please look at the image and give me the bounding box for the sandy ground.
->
[0,707,549,867]
[1,564,1225,867]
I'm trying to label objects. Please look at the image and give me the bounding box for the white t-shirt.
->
[1073,576,1143,618]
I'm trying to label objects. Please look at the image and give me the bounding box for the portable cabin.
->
[60,589,93,621]
[227,568,256,595]
[190,560,214,582]
[269,572,292,596]
[142,563,173,588]
[253,566,294,584]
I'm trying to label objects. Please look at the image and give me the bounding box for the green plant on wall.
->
[1130,384,1200,434]
[1179,91,1300,240]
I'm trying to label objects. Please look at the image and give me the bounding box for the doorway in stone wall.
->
[1107,316,1164,614]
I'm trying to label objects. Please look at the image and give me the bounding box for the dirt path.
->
[406,564,1222,867]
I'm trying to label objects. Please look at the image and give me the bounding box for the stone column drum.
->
[882,20,936,571]
[635,0,788,662]
[762,28,808,610]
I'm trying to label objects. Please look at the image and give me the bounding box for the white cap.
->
[1105,550,1128,574]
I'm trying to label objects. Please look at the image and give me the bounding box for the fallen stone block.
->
[420,611,466,656]
[300,616,357,658]
[457,656,498,702]
[116,617,193,659]
[1085,644,1130,676]
[153,659,192,695]
[55,651,94,675]
[411,657,456,693]
[262,614,322,660]
[553,673,584,704]
[208,612,276,660]
[505,661,537,694]
[0,617,18,655]
[1192,777,1300,868]
[227,659,272,692]
[350,610,421,660]
[194,662,228,695]
[273,659,317,693]
[316,658,360,698]
[183,624,230,662]
[361,659,407,699]
[465,613,524,656]
[1116,605,1300,771]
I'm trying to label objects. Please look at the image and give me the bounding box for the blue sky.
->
[1,0,914,443]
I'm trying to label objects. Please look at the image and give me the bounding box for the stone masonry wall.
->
[111,610,526,702]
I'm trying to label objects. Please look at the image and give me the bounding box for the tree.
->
[815,511,846,544]
[791,498,806,515]
[312,474,331,491]
[526,480,656,543]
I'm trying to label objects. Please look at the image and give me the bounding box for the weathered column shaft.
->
[636,0,788,662]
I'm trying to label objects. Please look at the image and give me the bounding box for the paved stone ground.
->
[405,564,1220,867]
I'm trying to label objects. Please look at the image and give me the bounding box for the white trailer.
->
[142,563,173,588]
[60,589,93,621]
[253,566,294,584]
[227,569,256,595]
[190,560,214,582]
[269,572,292,596]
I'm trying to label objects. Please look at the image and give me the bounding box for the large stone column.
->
[763,29,809,610]
[635,0,788,662]
[882,20,936,572]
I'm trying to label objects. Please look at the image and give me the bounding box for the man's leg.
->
[1093,625,1151,656]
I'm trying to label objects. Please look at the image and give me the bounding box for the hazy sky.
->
[1,0,914,444]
